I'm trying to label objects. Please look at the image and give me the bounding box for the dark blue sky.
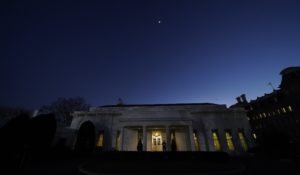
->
[1,0,300,109]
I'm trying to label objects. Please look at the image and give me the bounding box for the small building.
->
[66,103,254,155]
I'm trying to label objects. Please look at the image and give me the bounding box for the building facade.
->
[236,67,300,149]
[65,103,254,155]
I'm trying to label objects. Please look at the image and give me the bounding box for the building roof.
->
[248,90,282,106]
[280,66,300,75]
[100,103,221,108]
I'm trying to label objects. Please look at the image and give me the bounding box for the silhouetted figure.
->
[171,139,177,152]
[137,139,143,151]
[162,141,166,151]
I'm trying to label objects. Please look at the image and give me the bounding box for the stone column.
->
[188,125,196,151]
[198,130,207,151]
[143,125,147,151]
[206,129,215,151]
[120,126,124,151]
[232,129,242,154]
[219,130,229,152]
[165,126,170,151]
[110,130,116,151]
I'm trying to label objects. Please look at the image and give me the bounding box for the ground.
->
[1,152,300,175]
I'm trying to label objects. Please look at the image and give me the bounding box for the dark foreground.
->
[80,152,243,174]
[1,151,300,175]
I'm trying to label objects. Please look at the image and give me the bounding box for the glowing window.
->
[225,131,235,151]
[96,132,104,147]
[193,130,200,151]
[268,113,271,117]
[263,113,266,118]
[253,133,257,139]
[277,109,281,114]
[153,138,156,145]
[238,130,248,151]
[212,130,221,151]
[282,107,286,113]
[288,106,293,112]
[157,138,161,145]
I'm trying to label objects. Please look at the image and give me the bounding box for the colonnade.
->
[119,125,196,151]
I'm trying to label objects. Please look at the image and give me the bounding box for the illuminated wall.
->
[69,103,254,154]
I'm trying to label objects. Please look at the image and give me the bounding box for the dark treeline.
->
[0,113,57,169]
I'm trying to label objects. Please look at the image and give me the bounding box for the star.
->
[158,20,162,24]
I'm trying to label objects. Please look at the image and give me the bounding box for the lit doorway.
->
[152,131,162,151]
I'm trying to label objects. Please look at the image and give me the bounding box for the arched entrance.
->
[75,121,95,153]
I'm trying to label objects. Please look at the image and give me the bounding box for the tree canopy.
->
[40,97,90,126]
[0,106,31,128]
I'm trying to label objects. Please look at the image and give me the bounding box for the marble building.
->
[66,103,254,155]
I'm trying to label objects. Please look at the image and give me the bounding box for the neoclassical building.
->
[64,103,254,155]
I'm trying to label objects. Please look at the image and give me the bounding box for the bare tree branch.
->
[40,97,90,126]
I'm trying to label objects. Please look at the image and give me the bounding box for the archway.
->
[75,121,95,153]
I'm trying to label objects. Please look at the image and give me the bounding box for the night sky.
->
[1,0,300,110]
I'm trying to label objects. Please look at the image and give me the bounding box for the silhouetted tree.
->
[171,139,177,152]
[0,113,31,168]
[0,113,58,168]
[40,97,90,126]
[162,140,166,151]
[0,106,31,127]
[28,114,57,150]
[137,139,143,151]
